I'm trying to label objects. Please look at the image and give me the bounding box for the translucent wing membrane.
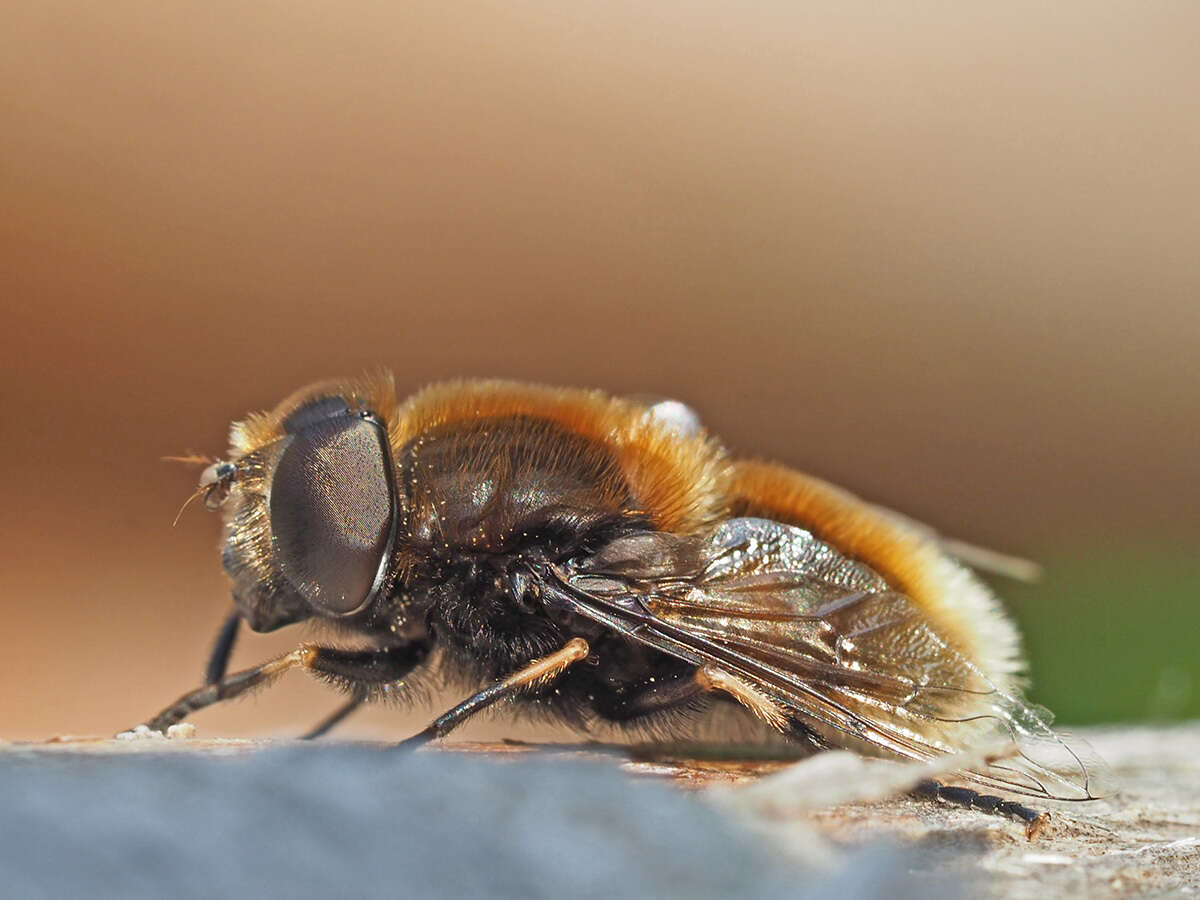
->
[557,518,1111,801]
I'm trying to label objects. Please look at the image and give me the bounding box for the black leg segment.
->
[305,643,432,690]
[300,692,366,740]
[132,639,432,735]
[912,778,1051,839]
[140,645,317,733]
[204,611,241,685]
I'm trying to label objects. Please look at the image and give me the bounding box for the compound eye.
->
[269,410,396,616]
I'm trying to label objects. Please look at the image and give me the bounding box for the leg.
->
[397,638,589,748]
[202,611,366,739]
[591,665,791,730]
[590,672,707,723]
[141,645,317,733]
[297,643,430,737]
[687,672,1050,836]
[911,779,1050,839]
[591,664,788,728]
[693,665,790,732]
[593,668,821,761]
[204,610,241,684]
[133,641,431,734]
[300,691,366,740]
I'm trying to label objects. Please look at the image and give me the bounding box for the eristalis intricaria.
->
[137,375,1110,835]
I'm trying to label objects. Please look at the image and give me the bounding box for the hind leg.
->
[912,779,1050,839]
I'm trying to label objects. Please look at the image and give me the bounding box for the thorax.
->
[396,415,637,560]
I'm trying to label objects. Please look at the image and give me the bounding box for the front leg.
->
[203,610,241,685]
[131,640,432,735]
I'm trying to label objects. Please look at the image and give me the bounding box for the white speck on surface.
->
[1020,853,1073,866]
[115,725,166,741]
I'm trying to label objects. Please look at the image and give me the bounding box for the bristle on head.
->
[228,372,400,457]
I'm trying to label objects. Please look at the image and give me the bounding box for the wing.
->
[548,518,1110,801]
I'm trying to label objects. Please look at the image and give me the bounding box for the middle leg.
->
[397,638,590,748]
[300,692,366,740]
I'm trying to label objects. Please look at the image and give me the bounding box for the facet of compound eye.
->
[281,394,351,434]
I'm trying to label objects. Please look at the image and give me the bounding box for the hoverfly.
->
[138,375,1109,834]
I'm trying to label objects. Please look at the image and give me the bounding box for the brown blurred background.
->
[2,1,1197,740]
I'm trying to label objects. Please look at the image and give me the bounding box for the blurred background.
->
[2,1,1196,741]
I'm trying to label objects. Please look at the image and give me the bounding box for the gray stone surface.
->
[4,724,1197,899]
[0,742,939,900]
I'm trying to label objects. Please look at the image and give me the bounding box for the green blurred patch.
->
[1000,547,1200,724]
